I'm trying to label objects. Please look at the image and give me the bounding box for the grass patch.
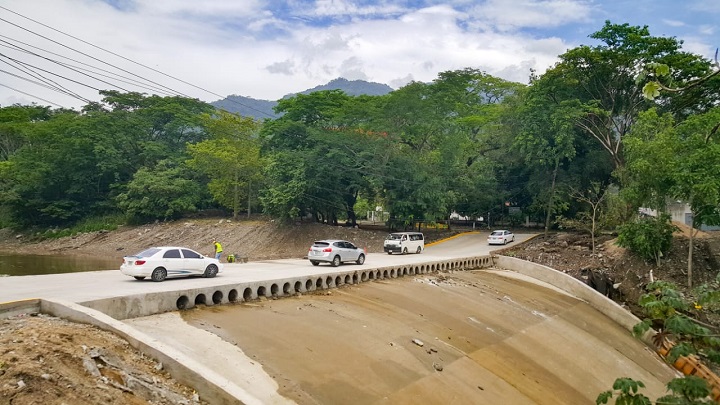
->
[41,214,127,240]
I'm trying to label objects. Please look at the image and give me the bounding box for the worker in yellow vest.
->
[213,240,223,260]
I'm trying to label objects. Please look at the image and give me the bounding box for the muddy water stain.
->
[0,253,120,276]
[182,271,676,404]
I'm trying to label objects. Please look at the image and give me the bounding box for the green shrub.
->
[616,213,676,265]
[40,213,125,239]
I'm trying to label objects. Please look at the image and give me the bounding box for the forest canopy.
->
[1,21,719,238]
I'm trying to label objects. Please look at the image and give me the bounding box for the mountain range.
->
[211,78,394,120]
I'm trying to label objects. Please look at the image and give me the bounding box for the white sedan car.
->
[120,246,223,282]
[308,239,366,267]
[488,230,515,245]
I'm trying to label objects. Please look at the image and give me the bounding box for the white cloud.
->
[662,19,685,28]
[469,0,593,31]
[309,0,406,17]
[0,0,716,109]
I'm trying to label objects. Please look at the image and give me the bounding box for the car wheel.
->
[503,238,508,245]
[387,252,392,255]
[356,254,365,265]
[204,264,218,278]
[402,247,408,255]
[151,267,167,282]
[331,255,341,267]
[416,246,422,254]
[310,260,319,266]
[133,276,145,280]
[511,236,515,242]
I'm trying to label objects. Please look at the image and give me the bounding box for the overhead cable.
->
[0,6,276,118]
[0,81,63,107]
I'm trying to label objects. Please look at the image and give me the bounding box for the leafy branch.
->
[641,49,720,100]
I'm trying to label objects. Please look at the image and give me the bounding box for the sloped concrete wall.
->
[493,255,653,345]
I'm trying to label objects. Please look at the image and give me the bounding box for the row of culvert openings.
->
[174,257,492,309]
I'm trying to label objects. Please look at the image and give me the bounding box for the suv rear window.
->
[312,241,330,247]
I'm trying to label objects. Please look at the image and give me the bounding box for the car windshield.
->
[134,247,161,257]
[386,234,402,240]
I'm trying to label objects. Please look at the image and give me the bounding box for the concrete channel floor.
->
[0,233,679,404]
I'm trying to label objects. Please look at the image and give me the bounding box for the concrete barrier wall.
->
[494,255,653,345]
[0,298,40,320]
[82,255,496,320]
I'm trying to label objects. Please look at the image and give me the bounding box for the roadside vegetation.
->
[2,20,720,403]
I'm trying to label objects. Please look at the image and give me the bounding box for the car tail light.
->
[135,260,146,265]
[323,247,332,252]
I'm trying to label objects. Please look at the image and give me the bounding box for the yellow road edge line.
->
[0,298,41,306]
[426,231,481,247]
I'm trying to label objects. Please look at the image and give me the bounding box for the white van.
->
[384,232,424,254]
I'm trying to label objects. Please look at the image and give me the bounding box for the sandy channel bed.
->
[129,270,677,404]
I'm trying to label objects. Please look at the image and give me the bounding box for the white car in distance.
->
[120,246,223,282]
[487,230,515,245]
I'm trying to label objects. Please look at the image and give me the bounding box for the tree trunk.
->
[232,172,239,220]
[247,180,252,218]
[544,158,559,238]
[591,204,597,254]
[688,224,696,288]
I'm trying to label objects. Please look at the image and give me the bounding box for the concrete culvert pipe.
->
[194,294,207,306]
[212,291,223,304]
[228,289,238,302]
[176,295,189,310]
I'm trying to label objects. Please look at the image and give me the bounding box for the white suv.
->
[308,240,366,267]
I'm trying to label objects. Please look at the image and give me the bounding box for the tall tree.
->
[541,21,714,172]
[187,111,263,219]
[514,79,578,236]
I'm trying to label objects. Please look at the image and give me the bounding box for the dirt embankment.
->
[0,218,457,261]
[504,228,720,317]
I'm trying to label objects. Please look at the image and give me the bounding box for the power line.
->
[0,38,178,96]
[0,55,90,104]
[0,14,193,98]
[0,7,277,118]
[0,82,62,107]
[0,53,102,92]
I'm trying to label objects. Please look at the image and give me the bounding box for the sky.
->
[0,0,718,109]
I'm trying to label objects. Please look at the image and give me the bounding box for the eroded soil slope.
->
[0,219,451,261]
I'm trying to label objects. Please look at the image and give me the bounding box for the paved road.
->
[0,231,530,304]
